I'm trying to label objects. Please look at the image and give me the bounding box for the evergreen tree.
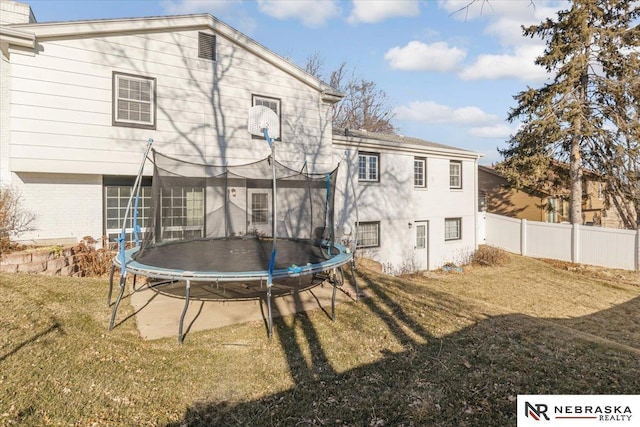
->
[499,0,640,227]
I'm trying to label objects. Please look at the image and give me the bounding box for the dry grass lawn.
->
[1,251,639,426]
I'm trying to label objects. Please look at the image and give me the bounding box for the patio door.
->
[414,221,429,270]
[247,189,272,236]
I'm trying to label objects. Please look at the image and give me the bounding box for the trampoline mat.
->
[133,238,335,273]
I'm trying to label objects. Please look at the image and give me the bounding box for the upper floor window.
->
[449,160,462,189]
[252,95,281,139]
[359,152,379,182]
[414,157,426,188]
[113,72,156,129]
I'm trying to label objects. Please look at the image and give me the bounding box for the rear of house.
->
[0,1,339,246]
[1,0,482,271]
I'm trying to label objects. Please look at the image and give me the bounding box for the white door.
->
[414,221,429,270]
[247,189,272,236]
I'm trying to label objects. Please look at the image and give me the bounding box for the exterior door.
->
[414,221,429,270]
[247,189,272,236]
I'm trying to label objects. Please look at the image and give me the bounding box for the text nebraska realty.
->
[526,402,632,421]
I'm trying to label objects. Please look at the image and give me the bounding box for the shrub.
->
[0,186,35,254]
[73,236,115,277]
[471,245,510,267]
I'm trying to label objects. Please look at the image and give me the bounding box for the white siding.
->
[334,144,479,272]
[8,28,334,176]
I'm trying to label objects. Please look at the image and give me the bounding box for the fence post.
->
[520,219,527,256]
[572,223,580,264]
[636,229,640,271]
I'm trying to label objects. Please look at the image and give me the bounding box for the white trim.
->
[7,14,342,101]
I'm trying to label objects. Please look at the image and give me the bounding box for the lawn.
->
[1,252,639,426]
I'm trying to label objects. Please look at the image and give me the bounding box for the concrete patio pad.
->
[127,278,360,341]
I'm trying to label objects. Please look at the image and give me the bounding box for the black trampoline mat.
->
[133,238,333,273]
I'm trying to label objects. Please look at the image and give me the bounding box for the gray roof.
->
[333,128,479,155]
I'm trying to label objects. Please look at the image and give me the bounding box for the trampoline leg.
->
[178,280,191,345]
[109,274,126,331]
[107,263,116,307]
[331,269,337,322]
[267,286,273,340]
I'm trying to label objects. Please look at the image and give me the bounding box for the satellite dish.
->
[248,105,280,141]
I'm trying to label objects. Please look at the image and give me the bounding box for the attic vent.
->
[198,32,216,61]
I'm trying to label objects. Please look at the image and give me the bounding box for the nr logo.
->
[525,402,551,421]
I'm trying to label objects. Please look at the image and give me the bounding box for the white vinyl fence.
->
[481,212,640,271]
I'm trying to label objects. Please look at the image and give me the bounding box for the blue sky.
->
[26,0,566,164]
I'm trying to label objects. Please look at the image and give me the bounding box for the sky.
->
[25,0,567,165]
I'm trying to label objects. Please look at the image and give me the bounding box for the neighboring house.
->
[0,0,482,271]
[478,164,625,228]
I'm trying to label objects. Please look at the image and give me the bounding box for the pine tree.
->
[499,0,640,227]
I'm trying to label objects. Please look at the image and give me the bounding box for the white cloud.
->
[458,45,550,82]
[256,0,340,27]
[433,0,564,83]
[160,0,240,15]
[395,100,499,126]
[438,0,561,23]
[468,124,512,139]
[384,41,466,72]
[347,0,420,24]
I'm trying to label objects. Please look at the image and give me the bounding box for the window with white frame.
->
[359,152,379,182]
[104,181,151,246]
[356,221,380,248]
[251,95,281,139]
[449,161,462,189]
[251,193,269,224]
[161,187,205,240]
[113,72,156,129]
[414,157,426,188]
[444,218,462,241]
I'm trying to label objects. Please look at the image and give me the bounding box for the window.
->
[161,187,205,240]
[251,193,269,224]
[359,152,379,182]
[449,161,462,189]
[416,224,426,249]
[414,157,426,188]
[198,32,216,60]
[356,221,380,248]
[444,218,462,241]
[251,95,281,139]
[113,72,156,129]
[104,180,151,245]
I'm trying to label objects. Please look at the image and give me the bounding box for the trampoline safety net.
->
[133,150,339,273]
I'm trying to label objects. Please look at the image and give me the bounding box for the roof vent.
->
[198,32,216,61]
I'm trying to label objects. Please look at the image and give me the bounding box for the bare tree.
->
[0,186,35,252]
[305,54,396,134]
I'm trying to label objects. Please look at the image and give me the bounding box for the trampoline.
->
[107,107,359,343]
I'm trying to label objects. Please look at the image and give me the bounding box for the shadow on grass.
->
[166,266,640,427]
[0,320,63,363]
